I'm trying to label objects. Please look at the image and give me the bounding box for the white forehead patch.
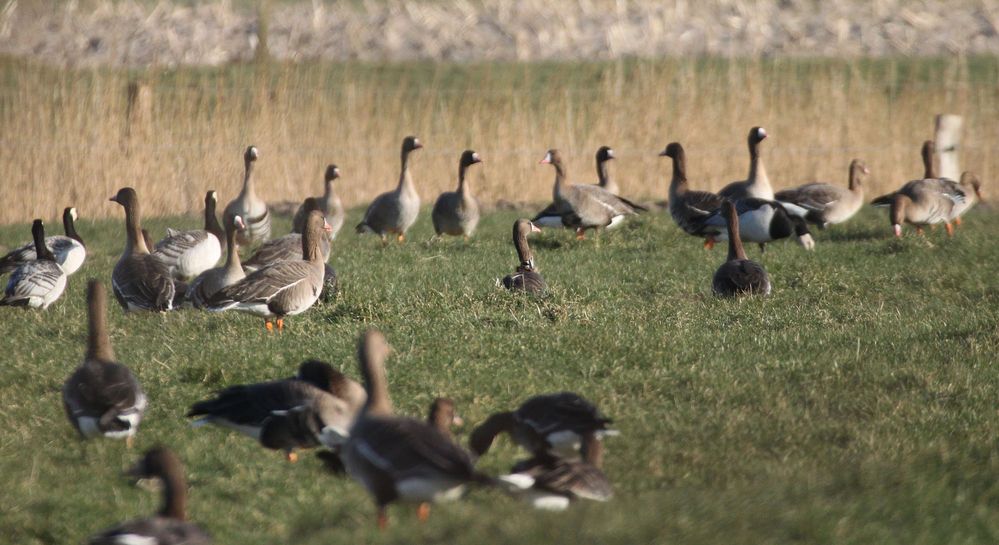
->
[70,207,78,221]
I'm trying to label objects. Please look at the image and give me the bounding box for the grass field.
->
[1,202,997,544]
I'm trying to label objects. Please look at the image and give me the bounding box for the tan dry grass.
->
[1,57,997,225]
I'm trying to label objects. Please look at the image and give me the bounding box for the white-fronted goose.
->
[712,200,772,296]
[205,210,330,332]
[718,127,774,200]
[243,198,331,272]
[660,142,725,249]
[223,145,270,246]
[432,150,483,240]
[776,159,869,228]
[534,146,621,228]
[870,141,964,237]
[341,330,490,528]
[0,207,86,276]
[498,432,612,510]
[502,219,546,294]
[469,392,617,459]
[88,447,212,545]
[356,136,423,244]
[187,214,246,309]
[0,219,67,309]
[110,188,182,312]
[537,149,645,239]
[293,164,345,240]
[62,280,146,444]
[153,191,224,280]
[703,198,815,252]
[952,171,983,226]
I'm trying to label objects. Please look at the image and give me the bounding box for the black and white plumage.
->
[499,433,613,510]
[110,188,184,312]
[0,207,86,276]
[224,146,270,246]
[703,198,815,251]
[712,200,772,297]
[153,191,224,280]
[502,219,546,294]
[0,219,67,309]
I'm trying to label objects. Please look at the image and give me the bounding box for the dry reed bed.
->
[1,58,997,225]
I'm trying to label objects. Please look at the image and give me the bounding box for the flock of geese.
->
[0,128,986,543]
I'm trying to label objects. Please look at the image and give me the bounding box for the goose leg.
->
[417,503,431,522]
[285,450,297,463]
[265,320,274,333]
[945,222,954,237]
[126,435,134,449]
[276,318,284,332]
[759,243,766,254]
[703,236,715,250]
[955,217,963,227]
[377,507,389,530]
[575,228,585,241]
[397,233,406,243]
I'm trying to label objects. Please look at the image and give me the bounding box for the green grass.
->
[1,205,998,544]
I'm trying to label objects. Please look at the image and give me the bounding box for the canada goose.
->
[712,200,772,296]
[293,164,345,240]
[498,432,613,510]
[223,145,270,246]
[718,127,774,200]
[153,191,224,280]
[776,159,869,228]
[187,214,246,309]
[502,219,546,294]
[659,142,725,249]
[533,146,622,228]
[0,219,67,309]
[432,150,483,240]
[356,136,423,243]
[242,198,331,272]
[0,207,86,276]
[109,188,182,312]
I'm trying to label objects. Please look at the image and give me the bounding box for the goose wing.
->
[349,416,479,480]
[775,183,847,212]
[1,260,65,305]
[112,254,176,311]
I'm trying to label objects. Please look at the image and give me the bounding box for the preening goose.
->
[341,330,490,529]
[703,198,815,252]
[712,200,772,296]
[498,432,613,511]
[0,219,67,309]
[205,210,330,332]
[660,142,725,249]
[153,191,224,280]
[0,207,86,276]
[718,127,774,200]
[88,447,212,545]
[533,146,622,228]
[293,164,345,241]
[110,188,182,312]
[242,198,331,272]
[432,150,483,240]
[502,219,546,294]
[62,280,146,445]
[186,214,246,309]
[356,136,423,243]
[776,159,868,228]
[469,392,617,459]
[223,146,270,246]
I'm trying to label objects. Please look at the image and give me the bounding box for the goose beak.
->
[452,414,465,427]
[529,222,542,233]
[234,216,246,230]
[893,224,902,238]
[539,152,552,164]
[658,149,668,157]
[109,196,118,203]
[323,220,333,233]
[862,167,870,175]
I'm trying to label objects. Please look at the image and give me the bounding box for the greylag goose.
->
[502,219,546,294]
[153,191,224,280]
[62,280,146,445]
[0,207,86,276]
[341,330,490,528]
[870,141,965,237]
[712,200,772,296]
[242,198,331,272]
[109,188,182,312]
[498,432,613,510]
[0,219,67,309]
[204,210,330,332]
[776,159,868,228]
[293,164,345,240]
[533,146,621,228]
[431,150,483,240]
[88,447,212,545]
[537,149,645,239]
[702,198,815,252]
[718,127,774,200]
[223,145,270,246]
[186,214,246,309]
[356,136,423,243]
[659,142,725,249]
[469,392,616,459]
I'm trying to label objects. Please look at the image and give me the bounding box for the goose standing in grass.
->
[0,207,86,276]
[153,190,224,281]
[342,330,491,529]
[469,392,617,459]
[537,149,645,239]
[502,219,546,294]
[702,198,815,252]
[187,214,246,309]
[356,136,423,244]
[109,187,183,312]
[242,198,331,272]
[224,145,270,246]
[660,142,725,249]
[533,146,623,228]
[718,127,774,200]
[776,159,869,228]
[88,447,212,545]
[870,141,964,237]
[293,164,345,240]
[62,280,146,445]
[712,200,772,296]
[432,149,483,240]
[205,210,330,332]
[0,219,67,309]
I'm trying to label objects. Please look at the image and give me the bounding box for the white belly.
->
[396,478,466,503]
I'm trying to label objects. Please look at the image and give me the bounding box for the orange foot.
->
[126,435,134,449]
[285,451,298,463]
[276,318,284,332]
[575,228,586,241]
[955,216,963,227]
[703,237,715,250]
[417,503,431,522]
[397,233,406,243]
[265,321,274,333]
[377,508,389,530]
[945,223,954,237]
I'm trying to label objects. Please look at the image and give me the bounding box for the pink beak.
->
[530,222,542,233]
[323,219,333,233]
[235,216,246,230]
[538,158,550,164]
[893,224,902,238]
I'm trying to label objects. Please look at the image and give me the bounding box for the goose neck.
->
[726,208,747,261]
[124,204,150,255]
[86,283,115,361]
[63,211,84,245]
[159,467,188,521]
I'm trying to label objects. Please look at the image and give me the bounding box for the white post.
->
[934,114,962,180]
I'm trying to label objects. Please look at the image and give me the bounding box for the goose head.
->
[460,150,483,168]
[65,207,78,222]
[849,159,869,189]
[658,142,683,159]
[324,164,341,183]
[428,398,464,435]
[402,136,423,153]
[297,360,346,394]
[205,190,218,205]
[961,171,983,201]
[596,146,615,163]
[749,126,767,145]
[109,187,139,208]
[245,145,259,163]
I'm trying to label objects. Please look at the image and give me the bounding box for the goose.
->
[242,198,331,272]
[341,330,491,529]
[502,219,546,294]
[186,214,246,309]
[189,359,366,461]
[431,149,483,240]
[702,198,815,252]
[88,447,212,545]
[0,219,67,309]
[204,210,330,332]
[223,145,270,246]
[469,392,617,459]
[427,397,463,439]
[153,190,224,280]
[62,280,146,445]
[952,171,984,226]
[659,142,725,249]
[775,159,869,228]
[712,200,772,296]
[533,146,621,228]
[109,188,183,312]
[293,164,345,241]
[0,207,86,276]
[870,141,964,237]
[356,136,423,243]
[718,127,774,200]
[537,149,645,239]
[498,432,613,511]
